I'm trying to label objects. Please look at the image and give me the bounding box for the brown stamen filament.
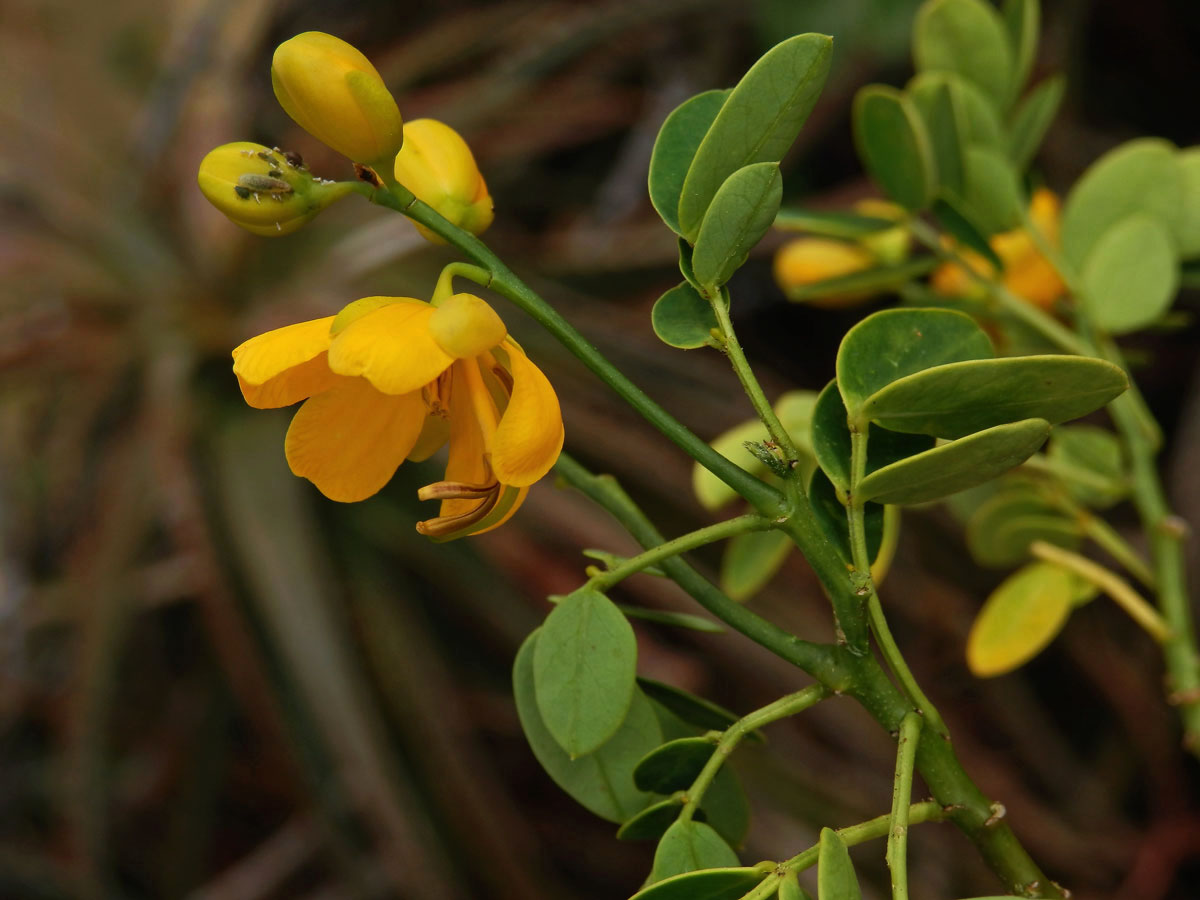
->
[416,482,502,537]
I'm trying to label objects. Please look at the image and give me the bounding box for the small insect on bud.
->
[197,141,356,237]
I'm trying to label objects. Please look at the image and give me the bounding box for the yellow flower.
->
[393,119,495,243]
[196,142,356,236]
[232,293,564,539]
[930,188,1067,310]
[271,32,404,167]
[773,237,878,307]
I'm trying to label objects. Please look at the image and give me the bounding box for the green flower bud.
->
[196,142,355,236]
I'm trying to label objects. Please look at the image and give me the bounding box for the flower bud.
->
[773,237,878,308]
[271,32,404,166]
[393,119,494,243]
[197,142,356,236]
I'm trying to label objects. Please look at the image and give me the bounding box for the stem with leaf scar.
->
[887,713,923,900]
[366,181,1066,896]
[556,455,1063,898]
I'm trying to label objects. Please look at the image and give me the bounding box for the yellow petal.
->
[232,316,335,385]
[327,302,455,395]
[489,341,564,487]
[468,485,528,536]
[284,377,425,502]
[406,413,451,462]
[441,360,498,519]
[238,355,348,409]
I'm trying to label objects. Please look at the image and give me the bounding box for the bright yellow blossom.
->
[232,294,563,538]
[271,32,404,167]
[931,188,1067,310]
[393,118,494,243]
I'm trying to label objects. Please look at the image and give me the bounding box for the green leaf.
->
[932,196,1004,270]
[775,208,896,238]
[966,486,1082,567]
[636,679,745,735]
[653,282,720,350]
[634,737,717,793]
[809,468,884,565]
[962,145,1025,234]
[692,163,783,290]
[854,85,936,211]
[1177,148,1200,259]
[649,90,731,234]
[836,307,993,418]
[861,355,1128,439]
[817,827,862,900]
[1007,75,1064,170]
[908,75,964,194]
[967,561,1079,676]
[857,419,1051,505]
[720,529,794,602]
[1048,424,1127,508]
[678,34,833,239]
[693,419,770,512]
[628,867,768,900]
[909,71,1005,153]
[811,380,935,491]
[784,256,939,303]
[914,0,1014,110]
[534,589,638,757]
[617,605,727,634]
[651,820,740,883]
[1061,138,1185,269]
[514,631,661,822]
[779,871,813,900]
[1002,0,1040,102]
[1080,214,1180,335]
[617,796,686,841]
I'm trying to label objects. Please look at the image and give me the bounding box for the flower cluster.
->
[233,294,563,538]
[202,32,560,537]
[198,31,493,243]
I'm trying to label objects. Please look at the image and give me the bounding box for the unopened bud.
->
[393,119,494,243]
[773,238,878,307]
[271,32,404,166]
[197,142,356,236]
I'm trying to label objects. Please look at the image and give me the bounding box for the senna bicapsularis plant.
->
[195,3,1200,899]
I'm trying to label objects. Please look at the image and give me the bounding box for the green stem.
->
[708,287,800,461]
[680,685,829,821]
[849,430,949,738]
[366,183,785,515]
[432,262,492,305]
[1081,512,1157,591]
[555,454,846,683]
[587,514,770,592]
[887,713,923,900]
[558,455,1063,898]
[783,802,946,872]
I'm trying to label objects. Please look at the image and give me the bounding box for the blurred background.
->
[2,0,1200,897]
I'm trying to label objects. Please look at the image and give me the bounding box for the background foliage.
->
[2,0,1199,897]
